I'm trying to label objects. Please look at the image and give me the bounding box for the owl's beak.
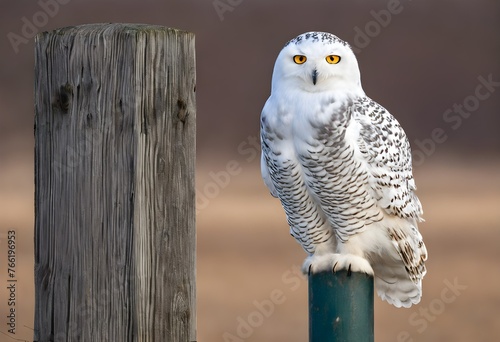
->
[312,69,318,85]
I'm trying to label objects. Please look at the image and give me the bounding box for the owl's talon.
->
[303,253,374,276]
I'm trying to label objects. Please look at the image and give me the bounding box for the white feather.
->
[260,32,427,307]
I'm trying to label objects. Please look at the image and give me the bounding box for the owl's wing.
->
[353,97,427,293]
[260,104,279,198]
[260,150,278,198]
[352,97,423,221]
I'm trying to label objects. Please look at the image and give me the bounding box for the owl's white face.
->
[272,32,364,96]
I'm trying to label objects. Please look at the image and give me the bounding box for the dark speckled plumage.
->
[261,31,427,307]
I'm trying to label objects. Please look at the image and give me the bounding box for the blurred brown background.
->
[0,0,499,341]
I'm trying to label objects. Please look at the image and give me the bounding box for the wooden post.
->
[309,271,374,342]
[34,24,196,341]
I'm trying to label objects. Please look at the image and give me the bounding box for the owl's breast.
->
[294,115,384,240]
[262,94,383,240]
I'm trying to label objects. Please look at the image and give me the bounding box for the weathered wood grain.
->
[34,23,196,342]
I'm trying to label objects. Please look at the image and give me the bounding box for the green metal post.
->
[309,270,374,342]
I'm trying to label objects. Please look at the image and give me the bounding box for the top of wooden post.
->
[36,23,194,41]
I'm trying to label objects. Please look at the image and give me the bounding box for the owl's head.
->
[272,32,363,95]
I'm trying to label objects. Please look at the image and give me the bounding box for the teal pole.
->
[309,270,374,342]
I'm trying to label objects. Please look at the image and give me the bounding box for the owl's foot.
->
[302,253,374,276]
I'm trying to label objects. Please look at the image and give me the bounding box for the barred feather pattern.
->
[261,124,333,254]
[261,94,428,307]
[260,31,427,307]
[299,100,385,243]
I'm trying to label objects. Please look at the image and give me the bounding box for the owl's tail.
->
[365,217,427,308]
[374,270,423,308]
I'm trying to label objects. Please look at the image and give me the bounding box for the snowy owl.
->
[260,32,427,308]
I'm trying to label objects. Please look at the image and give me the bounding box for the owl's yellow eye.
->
[293,55,307,64]
[326,55,341,64]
